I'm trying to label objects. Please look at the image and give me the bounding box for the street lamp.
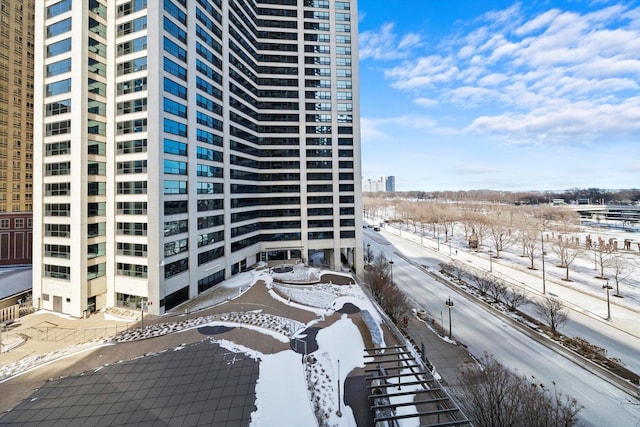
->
[488,248,493,272]
[603,280,613,320]
[389,259,394,284]
[541,231,546,294]
[445,297,454,339]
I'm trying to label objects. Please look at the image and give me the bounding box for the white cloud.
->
[359,23,421,60]
[398,33,422,50]
[360,117,391,142]
[414,97,439,107]
[376,2,640,145]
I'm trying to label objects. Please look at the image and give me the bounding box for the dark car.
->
[373,226,380,231]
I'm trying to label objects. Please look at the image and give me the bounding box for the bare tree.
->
[607,254,636,297]
[457,354,582,427]
[487,215,513,258]
[521,230,539,270]
[473,273,493,297]
[536,297,568,336]
[505,285,528,311]
[488,279,508,304]
[591,238,614,279]
[364,252,409,325]
[552,235,581,281]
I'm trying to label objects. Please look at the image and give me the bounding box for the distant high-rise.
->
[33,0,362,316]
[385,176,395,192]
[0,0,35,265]
[362,175,395,193]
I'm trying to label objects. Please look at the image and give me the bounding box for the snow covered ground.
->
[369,214,640,316]
[1,265,424,427]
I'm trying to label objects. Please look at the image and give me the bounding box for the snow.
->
[250,350,317,427]
[1,265,401,426]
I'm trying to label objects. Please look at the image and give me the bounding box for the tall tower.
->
[33,0,362,317]
[0,0,35,266]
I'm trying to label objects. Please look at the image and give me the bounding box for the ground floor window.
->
[116,292,148,311]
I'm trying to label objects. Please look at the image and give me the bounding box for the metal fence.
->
[23,324,134,343]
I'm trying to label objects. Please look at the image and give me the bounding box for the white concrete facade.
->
[33,0,362,317]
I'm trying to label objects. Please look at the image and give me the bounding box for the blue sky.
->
[358,0,640,191]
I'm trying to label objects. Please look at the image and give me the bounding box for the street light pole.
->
[541,231,546,294]
[389,259,394,284]
[445,297,454,339]
[603,280,613,320]
[489,249,493,272]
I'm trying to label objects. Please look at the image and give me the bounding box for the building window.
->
[164,219,188,237]
[164,159,187,175]
[87,182,106,196]
[117,181,147,194]
[118,16,148,36]
[117,242,148,257]
[117,262,148,278]
[164,139,187,156]
[45,182,71,197]
[88,58,107,77]
[88,37,107,57]
[88,161,106,175]
[87,78,106,96]
[163,118,187,136]
[45,264,70,280]
[0,219,10,229]
[117,160,147,174]
[87,243,106,259]
[117,202,147,215]
[117,222,148,236]
[45,223,70,237]
[46,38,72,57]
[47,0,72,19]
[45,120,71,136]
[46,99,71,117]
[164,257,188,279]
[117,98,148,115]
[164,36,186,62]
[46,58,72,77]
[87,120,106,135]
[117,57,148,75]
[46,79,71,97]
[117,118,147,134]
[118,0,148,17]
[45,161,71,176]
[164,180,187,194]
[164,238,188,257]
[87,263,106,279]
[117,36,147,56]
[117,77,147,95]
[87,222,106,237]
[47,18,72,38]
[44,244,70,259]
[87,202,106,216]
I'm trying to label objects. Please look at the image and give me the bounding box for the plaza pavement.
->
[0,272,474,426]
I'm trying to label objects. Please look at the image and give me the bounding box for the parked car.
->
[373,226,381,231]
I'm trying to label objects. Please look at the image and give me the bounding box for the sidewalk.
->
[404,314,476,389]
[379,221,640,339]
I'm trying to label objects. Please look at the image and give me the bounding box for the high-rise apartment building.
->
[33,0,362,317]
[0,0,35,266]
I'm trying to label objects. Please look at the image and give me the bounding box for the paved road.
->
[366,228,640,427]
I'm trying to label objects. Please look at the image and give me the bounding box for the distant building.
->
[385,176,395,192]
[362,176,395,193]
[0,0,35,265]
